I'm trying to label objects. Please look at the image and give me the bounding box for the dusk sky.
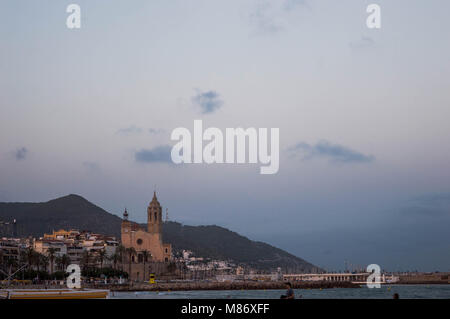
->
[1,0,449,271]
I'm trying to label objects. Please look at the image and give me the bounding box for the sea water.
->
[110,285,450,299]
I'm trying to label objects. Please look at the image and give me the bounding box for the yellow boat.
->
[0,289,110,299]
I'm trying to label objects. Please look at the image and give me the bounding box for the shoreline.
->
[2,281,448,292]
[102,281,360,292]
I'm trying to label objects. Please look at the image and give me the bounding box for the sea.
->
[110,285,450,299]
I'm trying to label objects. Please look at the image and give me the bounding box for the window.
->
[137,238,143,245]
[154,212,157,221]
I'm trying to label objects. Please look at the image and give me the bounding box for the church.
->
[121,192,172,265]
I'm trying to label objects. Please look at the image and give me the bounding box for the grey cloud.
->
[148,128,165,134]
[399,206,448,217]
[192,90,223,114]
[400,193,450,217]
[15,147,28,160]
[117,126,164,135]
[288,140,375,164]
[250,1,283,35]
[411,193,450,207]
[349,36,375,49]
[116,125,143,135]
[283,0,308,11]
[135,145,172,163]
[82,161,100,172]
[250,0,309,35]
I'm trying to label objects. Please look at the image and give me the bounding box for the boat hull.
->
[0,289,109,299]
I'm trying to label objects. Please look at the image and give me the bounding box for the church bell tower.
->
[147,191,162,234]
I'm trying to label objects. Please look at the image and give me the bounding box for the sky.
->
[1,0,450,271]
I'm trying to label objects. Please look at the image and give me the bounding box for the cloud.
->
[288,140,375,164]
[349,36,375,49]
[15,147,28,160]
[116,125,143,135]
[135,145,172,163]
[117,126,164,135]
[192,90,223,114]
[250,1,283,35]
[82,161,100,172]
[400,193,450,217]
[250,0,309,35]
[399,206,447,217]
[283,0,308,11]
[411,193,450,207]
[148,128,165,134]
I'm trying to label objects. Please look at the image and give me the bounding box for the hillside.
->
[162,222,319,272]
[0,195,319,272]
[0,194,123,238]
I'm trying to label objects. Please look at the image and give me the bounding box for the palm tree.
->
[81,250,90,271]
[5,257,18,284]
[55,256,62,271]
[125,247,136,279]
[61,254,71,271]
[47,248,57,274]
[141,250,150,282]
[116,245,126,271]
[34,252,43,271]
[40,255,49,273]
[109,252,121,270]
[25,247,35,270]
[19,250,27,266]
[98,250,106,269]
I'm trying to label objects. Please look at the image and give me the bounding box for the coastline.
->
[2,280,448,293]
[102,281,360,292]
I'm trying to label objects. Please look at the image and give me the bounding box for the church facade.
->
[121,192,172,263]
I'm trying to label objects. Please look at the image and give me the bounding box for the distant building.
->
[0,238,21,263]
[34,239,67,257]
[121,192,172,263]
[43,229,80,240]
[35,229,119,267]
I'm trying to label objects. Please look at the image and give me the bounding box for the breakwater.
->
[100,281,360,292]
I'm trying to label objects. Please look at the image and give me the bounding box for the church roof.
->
[149,191,160,207]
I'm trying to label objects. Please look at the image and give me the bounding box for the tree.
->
[125,247,136,279]
[98,249,106,269]
[61,254,71,271]
[55,256,62,271]
[47,248,57,274]
[40,255,49,272]
[34,252,43,271]
[109,252,121,270]
[5,256,18,284]
[116,245,126,271]
[25,247,35,270]
[81,250,91,271]
[141,250,150,282]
